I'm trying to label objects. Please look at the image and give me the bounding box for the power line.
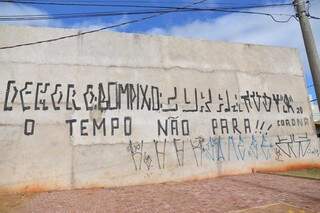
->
[0,0,295,23]
[0,1,295,23]
[209,8,295,23]
[0,0,293,9]
[0,7,295,22]
[0,0,208,50]
[310,15,320,19]
[0,0,294,17]
[304,0,320,20]
[0,10,191,21]
[0,9,296,50]
[0,1,298,50]
[0,17,162,50]
[0,0,211,8]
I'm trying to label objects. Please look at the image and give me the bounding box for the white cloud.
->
[147,2,320,115]
[0,2,129,31]
[1,1,319,95]
[147,2,320,88]
[68,15,130,31]
[0,2,62,27]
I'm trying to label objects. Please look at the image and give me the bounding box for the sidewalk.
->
[8,173,320,212]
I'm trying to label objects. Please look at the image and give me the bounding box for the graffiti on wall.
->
[2,80,308,134]
[4,81,304,113]
[1,80,319,171]
[126,132,317,171]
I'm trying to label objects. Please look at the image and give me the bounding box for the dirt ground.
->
[2,173,320,213]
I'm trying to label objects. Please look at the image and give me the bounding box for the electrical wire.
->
[0,16,161,50]
[208,8,295,23]
[0,0,293,9]
[310,15,320,19]
[306,0,320,20]
[0,0,208,50]
[0,7,295,22]
[0,0,294,19]
[0,0,299,50]
[0,10,193,21]
[0,0,295,23]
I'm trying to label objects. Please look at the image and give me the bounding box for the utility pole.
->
[294,0,320,110]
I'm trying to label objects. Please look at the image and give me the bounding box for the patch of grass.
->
[231,203,311,213]
[277,168,320,180]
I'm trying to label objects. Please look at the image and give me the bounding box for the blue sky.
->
[1,0,320,108]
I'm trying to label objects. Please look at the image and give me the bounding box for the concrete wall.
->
[0,25,319,192]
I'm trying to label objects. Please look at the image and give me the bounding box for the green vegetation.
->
[277,168,320,180]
